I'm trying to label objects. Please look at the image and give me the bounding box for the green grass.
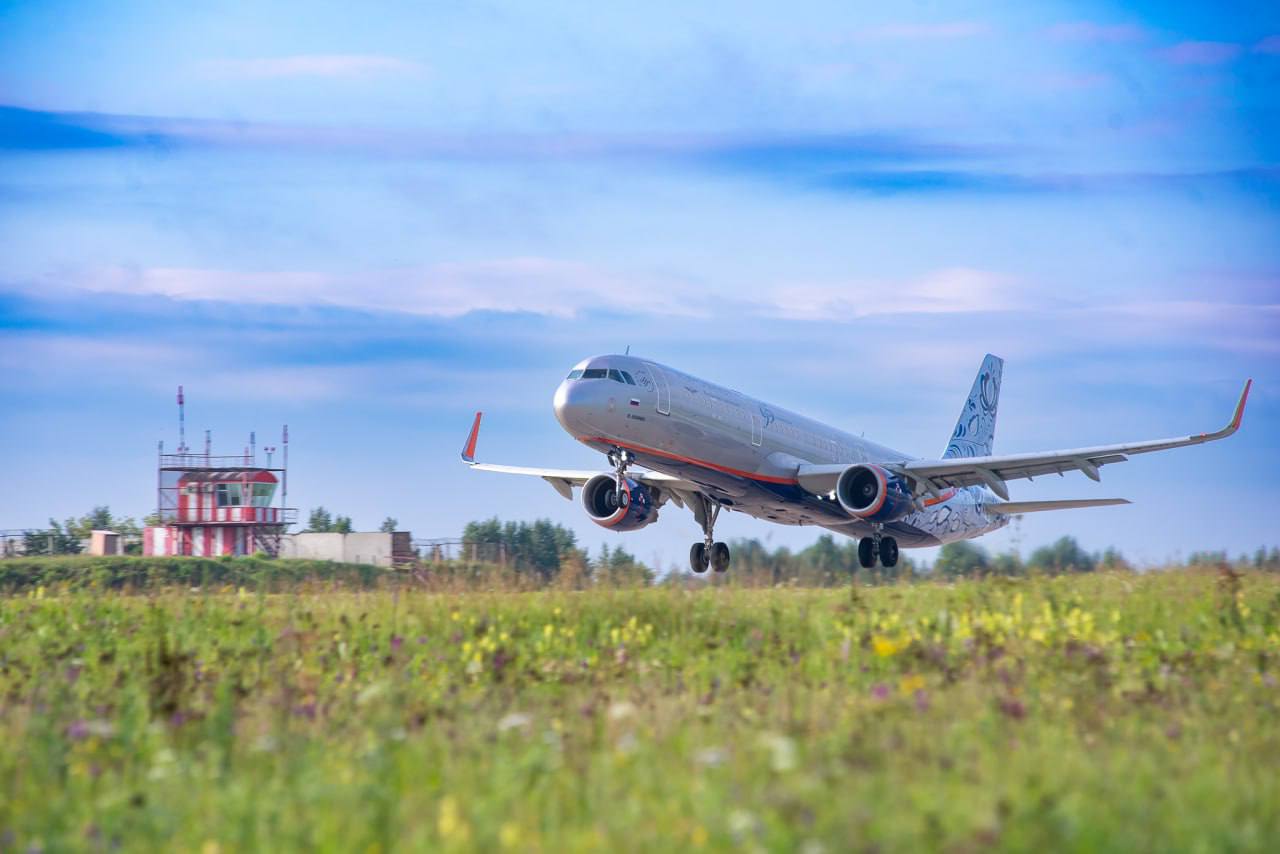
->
[2,569,1278,851]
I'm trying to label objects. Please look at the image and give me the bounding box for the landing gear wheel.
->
[690,542,709,574]
[880,536,899,569]
[710,541,731,573]
[857,537,877,569]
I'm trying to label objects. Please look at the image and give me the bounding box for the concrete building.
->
[280,531,414,568]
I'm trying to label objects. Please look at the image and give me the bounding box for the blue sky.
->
[1,1,1277,568]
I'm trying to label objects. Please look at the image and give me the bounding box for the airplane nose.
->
[553,380,584,433]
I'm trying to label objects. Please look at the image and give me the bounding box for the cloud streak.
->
[198,54,425,79]
[845,22,990,42]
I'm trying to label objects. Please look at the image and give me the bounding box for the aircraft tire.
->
[690,542,710,574]
[880,537,899,568]
[710,541,731,573]
[857,538,876,569]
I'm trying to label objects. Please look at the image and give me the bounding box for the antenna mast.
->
[177,385,187,454]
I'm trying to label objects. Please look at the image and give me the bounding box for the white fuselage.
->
[553,355,1005,548]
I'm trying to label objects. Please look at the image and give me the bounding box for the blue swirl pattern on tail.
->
[943,354,1003,459]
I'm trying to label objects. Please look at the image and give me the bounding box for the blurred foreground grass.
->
[2,569,1278,852]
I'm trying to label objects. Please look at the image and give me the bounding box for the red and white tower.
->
[144,388,296,557]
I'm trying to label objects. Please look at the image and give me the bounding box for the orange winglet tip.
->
[461,411,483,462]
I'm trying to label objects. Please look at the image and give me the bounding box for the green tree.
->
[307,507,334,533]
[23,519,83,555]
[64,506,140,539]
[990,551,1025,576]
[461,517,585,580]
[935,540,990,578]
[379,517,399,533]
[333,516,353,535]
[594,543,654,587]
[1028,536,1095,574]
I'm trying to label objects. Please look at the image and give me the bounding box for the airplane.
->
[462,354,1251,574]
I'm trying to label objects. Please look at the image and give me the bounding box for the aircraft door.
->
[648,364,671,415]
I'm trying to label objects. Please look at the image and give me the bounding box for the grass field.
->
[2,568,1278,852]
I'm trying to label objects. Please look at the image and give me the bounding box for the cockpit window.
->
[572,367,635,384]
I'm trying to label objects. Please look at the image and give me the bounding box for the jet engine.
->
[835,464,914,523]
[582,474,660,531]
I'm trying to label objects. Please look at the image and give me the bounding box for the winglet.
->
[1229,379,1252,432]
[461,412,483,463]
[1199,379,1251,442]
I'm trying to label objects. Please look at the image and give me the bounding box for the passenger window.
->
[567,369,584,379]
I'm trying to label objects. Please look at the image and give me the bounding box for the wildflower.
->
[899,674,926,696]
[759,733,796,772]
[608,701,636,722]
[872,635,902,657]
[390,635,403,653]
[870,683,891,700]
[437,796,470,841]
[497,712,531,732]
[695,747,728,767]
[499,822,521,849]
[914,690,931,712]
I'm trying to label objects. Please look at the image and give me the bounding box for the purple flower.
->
[66,719,89,740]
[871,683,891,700]
[914,690,930,712]
[390,635,404,653]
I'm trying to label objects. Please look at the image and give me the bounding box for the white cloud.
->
[49,262,1036,324]
[765,268,1023,321]
[198,54,425,79]
[1045,22,1147,44]
[59,260,711,320]
[845,22,990,42]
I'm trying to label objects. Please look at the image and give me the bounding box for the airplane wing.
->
[460,412,701,502]
[985,498,1131,515]
[796,379,1250,500]
[899,379,1250,500]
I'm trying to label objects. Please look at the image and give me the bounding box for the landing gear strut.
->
[689,496,730,573]
[607,448,634,506]
[857,531,899,569]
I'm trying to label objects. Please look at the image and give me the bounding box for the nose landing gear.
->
[607,448,635,505]
[688,495,730,574]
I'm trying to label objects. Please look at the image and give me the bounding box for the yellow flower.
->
[499,822,521,848]
[437,796,470,841]
[899,674,926,696]
[872,635,901,657]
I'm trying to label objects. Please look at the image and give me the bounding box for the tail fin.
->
[943,354,1003,459]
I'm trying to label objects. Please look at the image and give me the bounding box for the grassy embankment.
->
[1,565,1278,851]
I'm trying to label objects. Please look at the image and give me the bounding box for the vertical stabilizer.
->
[943,354,1003,459]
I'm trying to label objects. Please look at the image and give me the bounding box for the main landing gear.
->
[689,497,730,574]
[858,532,899,569]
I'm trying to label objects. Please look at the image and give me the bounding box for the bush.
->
[1027,536,1095,574]
[935,541,990,578]
[0,556,389,592]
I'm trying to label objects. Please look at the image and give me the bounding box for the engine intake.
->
[582,474,659,531]
[836,464,914,523]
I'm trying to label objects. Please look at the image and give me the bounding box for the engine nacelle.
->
[582,474,660,531]
[836,464,914,523]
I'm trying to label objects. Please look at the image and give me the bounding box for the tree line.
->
[14,506,1280,583]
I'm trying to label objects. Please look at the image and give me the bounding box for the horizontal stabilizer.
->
[987,498,1130,515]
